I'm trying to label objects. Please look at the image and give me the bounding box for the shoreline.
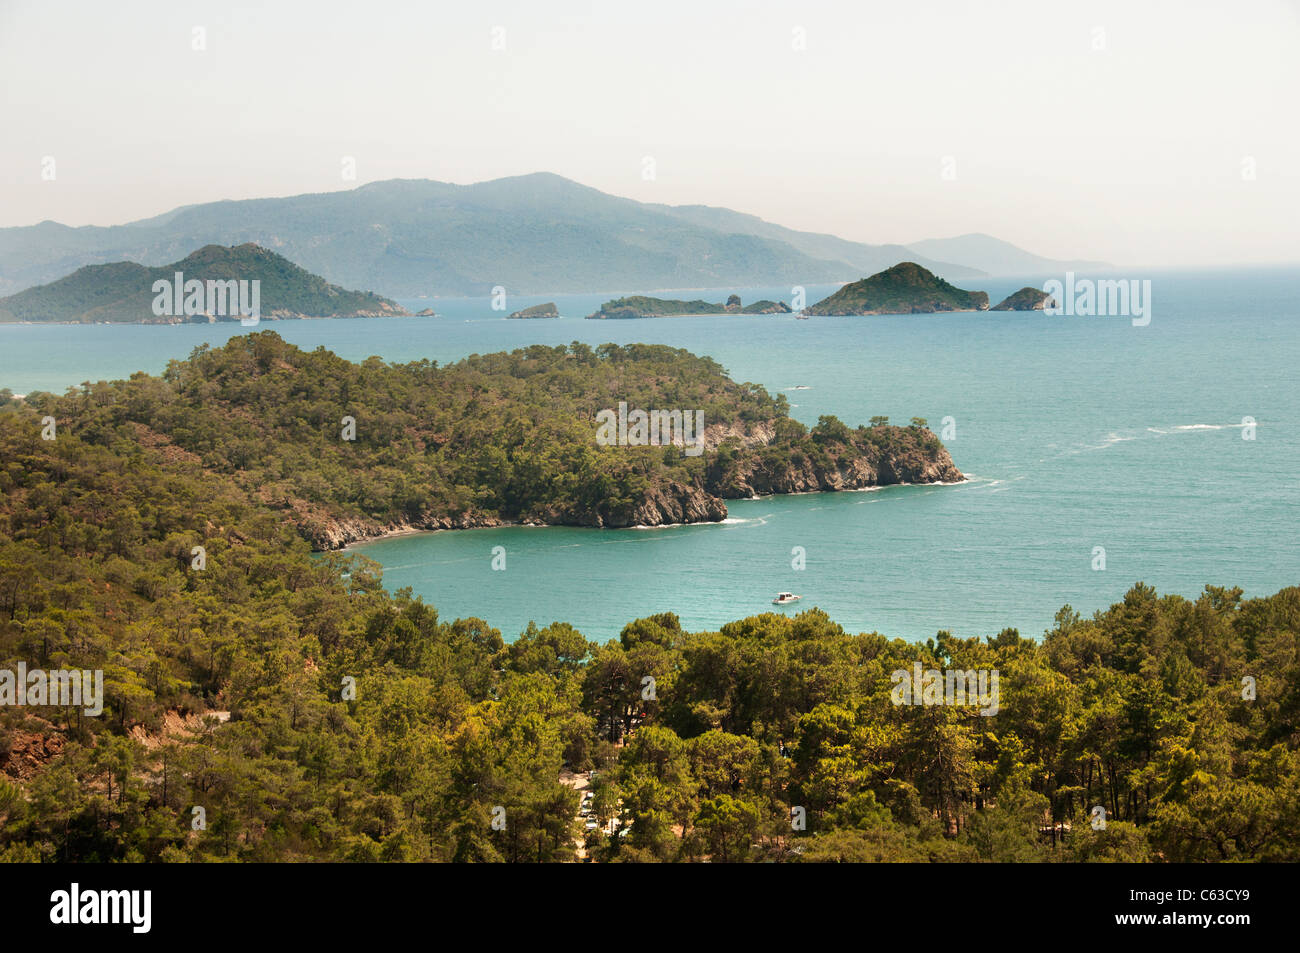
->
[334,478,968,551]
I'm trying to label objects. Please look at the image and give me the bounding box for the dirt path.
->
[559,769,592,861]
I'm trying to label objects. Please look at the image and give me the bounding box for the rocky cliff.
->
[711,440,963,497]
[304,421,962,549]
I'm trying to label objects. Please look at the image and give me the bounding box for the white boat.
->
[772,592,801,605]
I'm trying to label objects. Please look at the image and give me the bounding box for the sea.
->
[3,266,1297,643]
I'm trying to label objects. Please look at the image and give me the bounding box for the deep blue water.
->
[4,268,1297,642]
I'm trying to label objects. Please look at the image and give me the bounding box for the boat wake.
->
[1061,432,1138,455]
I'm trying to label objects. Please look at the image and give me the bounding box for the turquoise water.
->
[4,268,1298,641]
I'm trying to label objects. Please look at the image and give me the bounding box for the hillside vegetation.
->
[0,409,1296,862]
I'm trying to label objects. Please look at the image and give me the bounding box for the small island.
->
[0,243,407,324]
[991,287,1056,311]
[508,302,560,319]
[586,293,792,319]
[804,262,989,315]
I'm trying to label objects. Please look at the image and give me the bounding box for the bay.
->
[4,267,1297,641]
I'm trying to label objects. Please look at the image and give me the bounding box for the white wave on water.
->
[1062,432,1138,455]
[721,514,771,526]
[1149,422,1241,435]
[1059,421,1245,456]
[961,474,1027,493]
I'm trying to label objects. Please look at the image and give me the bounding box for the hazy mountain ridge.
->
[646,202,982,282]
[0,174,1087,298]
[907,233,1111,276]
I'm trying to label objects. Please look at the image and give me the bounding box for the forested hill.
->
[0,244,406,324]
[17,332,961,547]
[806,262,990,315]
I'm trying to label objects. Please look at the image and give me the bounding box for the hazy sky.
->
[2,0,1297,266]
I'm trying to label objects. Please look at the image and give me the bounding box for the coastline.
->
[333,477,969,552]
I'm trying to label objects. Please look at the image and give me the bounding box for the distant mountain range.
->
[0,174,1106,298]
[0,244,405,323]
[906,233,1109,276]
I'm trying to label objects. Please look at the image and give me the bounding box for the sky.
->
[1,0,1297,267]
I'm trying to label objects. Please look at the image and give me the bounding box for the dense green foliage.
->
[0,244,403,324]
[18,333,951,544]
[1,408,1296,862]
[806,262,990,315]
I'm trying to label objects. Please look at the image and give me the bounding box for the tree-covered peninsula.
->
[13,333,959,548]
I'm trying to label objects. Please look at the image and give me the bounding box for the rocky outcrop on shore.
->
[306,483,729,548]
[711,442,963,497]
[299,510,506,550]
[304,423,961,549]
[535,481,729,529]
